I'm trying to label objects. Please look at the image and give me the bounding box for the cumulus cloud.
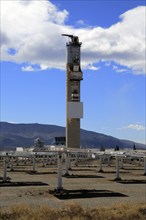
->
[86,64,100,71]
[22,65,36,72]
[119,123,146,131]
[1,1,145,74]
[112,65,128,73]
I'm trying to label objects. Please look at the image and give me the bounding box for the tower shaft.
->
[64,35,83,148]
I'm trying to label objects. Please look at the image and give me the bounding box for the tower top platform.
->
[62,34,82,46]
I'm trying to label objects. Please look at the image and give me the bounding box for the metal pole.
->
[64,153,70,176]
[129,157,132,164]
[115,156,121,180]
[84,153,87,165]
[108,157,111,166]
[75,153,78,166]
[16,157,19,166]
[3,157,7,182]
[7,157,10,168]
[50,156,53,165]
[57,153,63,191]
[139,157,141,166]
[99,155,103,172]
[42,156,45,167]
[55,155,58,164]
[46,156,49,165]
[24,157,27,164]
[10,157,14,171]
[68,154,71,170]
[144,156,146,175]
[121,158,124,169]
[32,157,36,172]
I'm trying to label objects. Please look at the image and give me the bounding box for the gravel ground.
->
[0,158,146,209]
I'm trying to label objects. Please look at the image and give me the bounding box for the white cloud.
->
[86,64,100,71]
[104,62,111,67]
[112,65,128,73]
[126,124,145,131]
[119,123,146,131]
[1,1,145,74]
[76,20,85,25]
[22,65,36,72]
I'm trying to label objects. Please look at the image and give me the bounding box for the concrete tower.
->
[62,34,83,148]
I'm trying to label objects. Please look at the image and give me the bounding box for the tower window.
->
[73,65,79,71]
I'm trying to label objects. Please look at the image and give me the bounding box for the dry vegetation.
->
[0,202,146,220]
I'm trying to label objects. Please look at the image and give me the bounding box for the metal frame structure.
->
[0,148,146,191]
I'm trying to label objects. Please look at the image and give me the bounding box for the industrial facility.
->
[62,34,83,149]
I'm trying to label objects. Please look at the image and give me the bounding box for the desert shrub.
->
[61,203,84,218]
[0,203,146,220]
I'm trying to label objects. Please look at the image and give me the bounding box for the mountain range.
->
[0,122,145,150]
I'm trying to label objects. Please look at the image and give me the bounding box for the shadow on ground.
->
[7,170,57,175]
[63,174,104,178]
[70,168,97,172]
[50,189,128,200]
[27,171,57,175]
[0,181,48,187]
[100,171,129,174]
[8,170,33,173]
[123,168,143,171]
[115,180,146,184]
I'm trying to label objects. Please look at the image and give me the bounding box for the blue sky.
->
[1,0,145,144]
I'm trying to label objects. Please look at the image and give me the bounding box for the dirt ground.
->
[0,158,146,209]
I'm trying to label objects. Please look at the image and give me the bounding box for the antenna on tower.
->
[62,34,79,44]
[62,34,73,39]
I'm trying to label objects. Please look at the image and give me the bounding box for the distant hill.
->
[0,122,145,150]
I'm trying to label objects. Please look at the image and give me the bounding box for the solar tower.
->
[62,34,83,148]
